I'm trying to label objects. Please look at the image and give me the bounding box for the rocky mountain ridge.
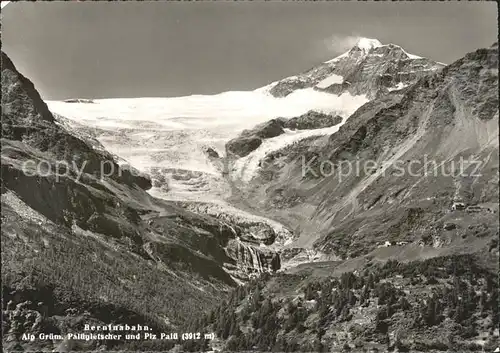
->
[264,37,445,100]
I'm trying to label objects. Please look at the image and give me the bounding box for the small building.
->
[451,202,466,211]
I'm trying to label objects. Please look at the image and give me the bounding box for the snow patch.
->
[388,82,409,91]
[316,73,344,88]
[401,47,423,60]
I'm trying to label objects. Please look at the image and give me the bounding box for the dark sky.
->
[1,1,497,100]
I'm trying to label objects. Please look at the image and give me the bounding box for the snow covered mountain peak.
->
[267,38,445,99]
[325,38,425,64]
[353,37,383,51]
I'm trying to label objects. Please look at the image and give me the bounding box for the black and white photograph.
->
[1,1,498,352]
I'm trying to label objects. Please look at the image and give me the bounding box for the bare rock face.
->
[145,206,282,283]
[269,76,312,97]
[224,241,280,281]
[226,119,285,157]
[226,112,343,157]
[204,146,220,159]
[281,110,343,130]
[233,43,499,259]
[251,119,286,139]
[179,201,290,279]
[226,135,263,157]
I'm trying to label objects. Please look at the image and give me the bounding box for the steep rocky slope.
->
[229,43,499,264]
[0,50,280,351]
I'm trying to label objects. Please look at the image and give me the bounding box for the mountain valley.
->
[1,37,498,352]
